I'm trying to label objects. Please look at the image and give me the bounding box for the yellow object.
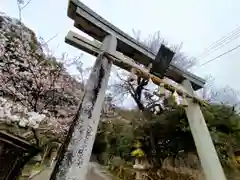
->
[134,141,142,148]
[131,148,145,158]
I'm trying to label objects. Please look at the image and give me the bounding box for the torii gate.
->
[50,1,226,180]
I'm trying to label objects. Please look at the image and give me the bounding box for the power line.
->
[197,26,240,55]
[199,44,240,67]
[198,29,240,59]
[206,26,240,50]
[195,26,240,60]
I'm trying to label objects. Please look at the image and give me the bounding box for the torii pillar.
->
[50,35,117,180]
[182,79,226,180]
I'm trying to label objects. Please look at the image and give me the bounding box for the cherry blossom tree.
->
[0,14,85,147]
[0,13,115,149]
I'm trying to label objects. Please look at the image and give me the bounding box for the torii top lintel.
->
[67,0,205,90]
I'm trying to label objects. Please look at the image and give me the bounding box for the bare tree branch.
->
[31,127,40,147]
[132,29,196,70]
[21,0,32,10]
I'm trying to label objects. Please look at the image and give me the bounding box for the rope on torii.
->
[106,53,207,107]
[117,63,208,107]
[66,31,208,107]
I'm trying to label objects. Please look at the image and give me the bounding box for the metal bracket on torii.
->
[50,1,227,180]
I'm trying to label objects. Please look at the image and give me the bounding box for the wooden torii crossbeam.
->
[50,1,226,180]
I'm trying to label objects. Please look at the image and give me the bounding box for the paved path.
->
[87,162,114,180]
[31,162,113,180]
[30,168,53,180]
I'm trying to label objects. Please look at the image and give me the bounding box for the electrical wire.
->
[199,29,240,59]
[195,26,240,60]
[198,44,240,67]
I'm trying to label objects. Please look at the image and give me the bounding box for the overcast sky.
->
[1,0,240,94]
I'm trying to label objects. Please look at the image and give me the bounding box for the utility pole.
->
[50,35,117,180]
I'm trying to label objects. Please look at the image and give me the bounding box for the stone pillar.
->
[135,159,142,180]
[182,79,226,180]
[50,35,117,180]
[133,158,149,180]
